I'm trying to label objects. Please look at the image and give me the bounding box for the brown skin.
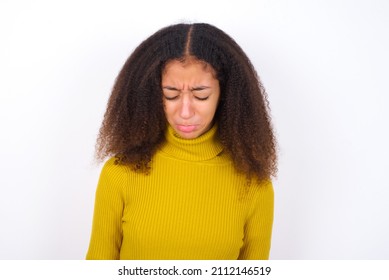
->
[162,59,221,139]
[96,23,277,182]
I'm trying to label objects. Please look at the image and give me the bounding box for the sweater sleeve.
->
[86,158,126,260]
[238,180,274,260]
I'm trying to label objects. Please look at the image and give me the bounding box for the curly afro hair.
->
[96,23,277,181]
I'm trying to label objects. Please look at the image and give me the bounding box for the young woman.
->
[86,23,277,260]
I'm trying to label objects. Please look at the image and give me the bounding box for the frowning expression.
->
[162,59,220,139]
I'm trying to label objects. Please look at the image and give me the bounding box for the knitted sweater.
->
[86,125,274,260]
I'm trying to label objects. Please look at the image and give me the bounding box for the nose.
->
[179,94,194,119]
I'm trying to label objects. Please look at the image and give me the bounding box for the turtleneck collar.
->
[159,124,224,161]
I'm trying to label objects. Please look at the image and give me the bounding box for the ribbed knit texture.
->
[86,125,274,260]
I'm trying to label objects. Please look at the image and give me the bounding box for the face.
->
[162,59,220,139]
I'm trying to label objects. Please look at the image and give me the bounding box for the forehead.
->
[162,58,216,78]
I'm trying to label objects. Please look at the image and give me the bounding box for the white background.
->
[1,0,388,259]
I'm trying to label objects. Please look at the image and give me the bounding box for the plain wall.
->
[1,0,388,259]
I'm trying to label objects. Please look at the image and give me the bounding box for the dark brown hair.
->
[96,23,277,181]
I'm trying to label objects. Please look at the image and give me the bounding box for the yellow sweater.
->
[86,125,274,260]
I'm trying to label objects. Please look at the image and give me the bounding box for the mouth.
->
[176,124,197,133]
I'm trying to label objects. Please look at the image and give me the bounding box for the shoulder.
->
[94,157,135,202]
[248,179,274,211]
[255,179,274,195]
[98,157,132,186]
[255,179,274,200]
[101,156,131,172]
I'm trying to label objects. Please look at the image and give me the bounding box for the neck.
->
[160,124,224,161]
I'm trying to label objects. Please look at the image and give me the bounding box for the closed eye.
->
[163,95,179,100]
[192,87,210,101]
[194,96,209,101]
[162,86,179,100]
[162,86,211,101]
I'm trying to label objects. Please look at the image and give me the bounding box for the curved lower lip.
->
[176,125,197,133]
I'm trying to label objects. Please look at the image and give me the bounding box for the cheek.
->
[204,101,219,119]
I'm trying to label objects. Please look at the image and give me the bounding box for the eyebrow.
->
[162,86,179,90]
[162,86,211,91]
[191,86,210,91]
